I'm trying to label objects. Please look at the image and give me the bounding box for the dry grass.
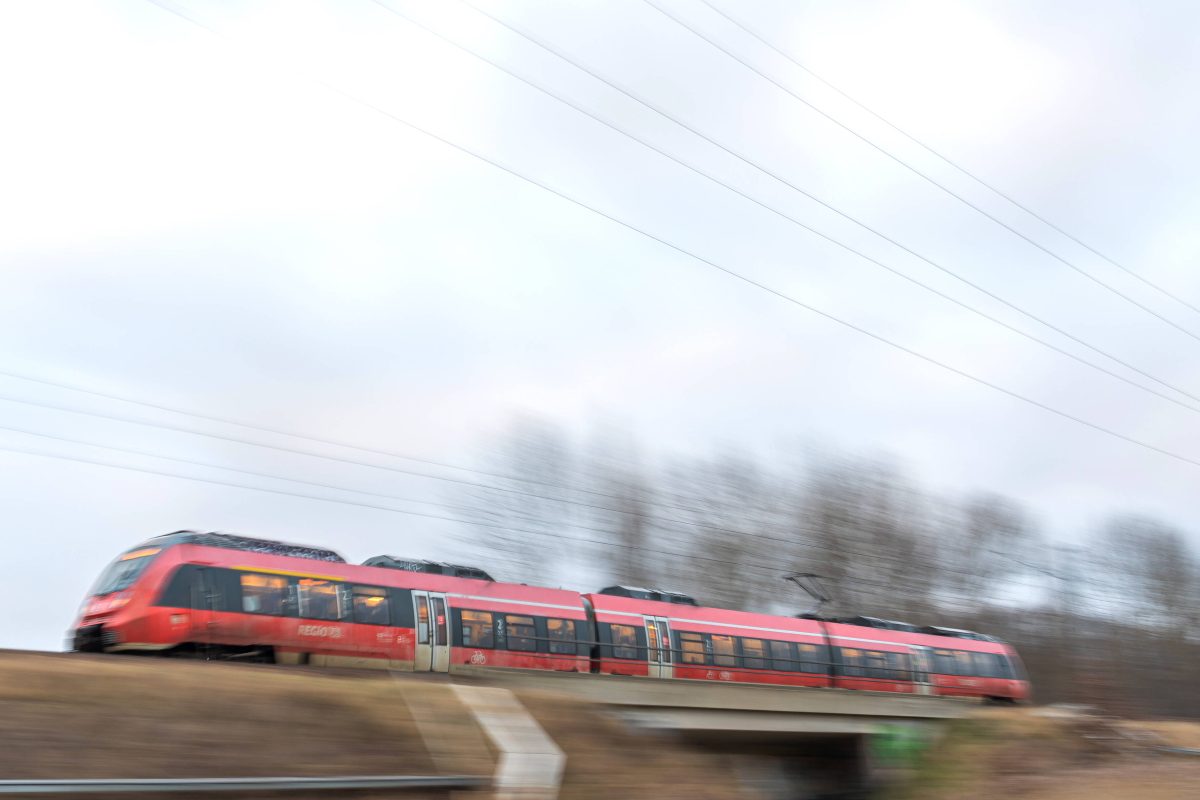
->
[888,707,1200,800]
[0,651,434,780]
[0,652,748,799]
[518,692,746,800]
[1122,720,1200,750]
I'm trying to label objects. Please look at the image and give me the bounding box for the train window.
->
[505,615,537,652]
[433,597,448,646]
[610,624,638,659]
[679,631,707,665]
[798,643,827,673]
[298,579,342,621]
[934,648,959,675]
[351,586,389,625]
[711,634,737,667]
[645,620,660,659]
[996,654,1014,679]
[546,618,576,655]
[416,596,430,644]
[887,651,911,681]
[93,547,162,595]
[839,647,865,677]
[970,651,991,677]
[156,565,198,609]
[461,610,494,648]
[865,650,890,680]
[740,638,767,670]
[769,640,794,671]
[240,573,288,615]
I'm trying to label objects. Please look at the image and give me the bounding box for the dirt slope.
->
[0,651,745,799]
[886,707,1200,800]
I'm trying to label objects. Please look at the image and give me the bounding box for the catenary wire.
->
[642,0,1200,343]
[0,399,1025,584]
[116,5,1200,604]
[0,438,906,592]
[0,390,894,556]
[387,0,1200,412]
[140,0,1200,474]
[7,0,1197,529]
[0,375,1119,599]
[0,426,1111,603]
[0,368,709,517]
[700,0,1200,319]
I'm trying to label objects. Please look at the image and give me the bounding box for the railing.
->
[0,775,486,795]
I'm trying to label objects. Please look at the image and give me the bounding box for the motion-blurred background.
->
[2,0,1198,722]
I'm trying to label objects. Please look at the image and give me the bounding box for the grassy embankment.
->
[886,707,1200,800]
[0,650,745,799]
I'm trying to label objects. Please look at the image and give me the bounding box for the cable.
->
[0,390,872,557]
[700,0,1200,319]
[0,396,1019,584]
[138,4,1200,469]
[413,0,1200,412]
[5,370,998,583]
[643,0,1200,343]
[0,425,1104,602]
[119,3,1190,609]
[0,368,709,517]
[0,437,894,590]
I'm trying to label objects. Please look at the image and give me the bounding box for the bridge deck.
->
[457,666,975,731]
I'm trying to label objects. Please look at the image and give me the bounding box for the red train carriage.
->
[585,589,1028,702]
[73,531,591,673]
[72,531,1029,703]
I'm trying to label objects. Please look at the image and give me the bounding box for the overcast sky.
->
[2,0,1199,651]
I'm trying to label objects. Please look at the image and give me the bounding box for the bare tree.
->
[798,454,937,620]
[454,416,575,583]
[579,426,663,589]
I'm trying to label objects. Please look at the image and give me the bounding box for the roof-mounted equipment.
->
[363,555,494,581]
[919,625,999,642]
[597,586,698,605]
[150,530,345,562]
[840,616,921,633]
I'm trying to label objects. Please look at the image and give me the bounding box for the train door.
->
[189,567,218,646]
[412,592,450,672]
[643,616,673,679]
[909,645,935,695]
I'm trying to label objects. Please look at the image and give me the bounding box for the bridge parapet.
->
[457,667,973,728]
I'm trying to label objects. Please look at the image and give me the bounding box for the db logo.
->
[470,651,487,665]
[718,671,733,681]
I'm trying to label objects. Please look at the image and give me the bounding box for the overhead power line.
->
[0,371,1095,593]
[643,0,1200,343]
[143,0,1200,473]
[0,368,707,517]
[435,0,1200,412]
[0,437,900,592]
[0,394,1006,581]
[0,389,857,551]
[0,424,1110,601]
[700,0,1200,319]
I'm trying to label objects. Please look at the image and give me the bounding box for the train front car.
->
[70,530,348,658]
[72,537,186,653]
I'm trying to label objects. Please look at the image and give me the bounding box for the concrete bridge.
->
[460,667,974,796]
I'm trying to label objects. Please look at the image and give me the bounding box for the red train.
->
[71,531,1030,702]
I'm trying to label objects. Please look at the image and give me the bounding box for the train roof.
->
[918,625,1000,642]
[837,615,922,633]
[362,555,494,581]
[149,530,345,562]
[596,586,698,605]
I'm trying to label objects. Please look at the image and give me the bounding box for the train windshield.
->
[91,547,162,595]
